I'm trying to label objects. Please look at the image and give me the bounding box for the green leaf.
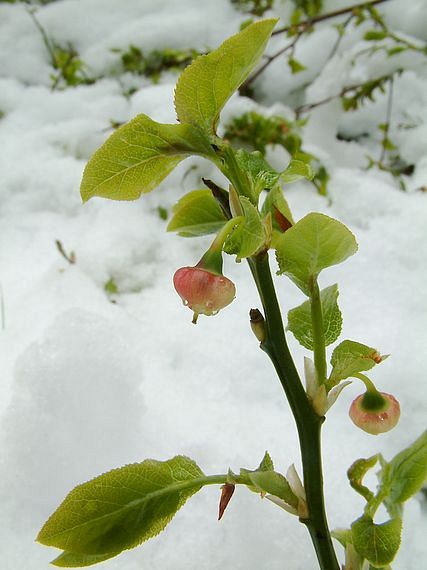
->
[248,471,299,509]
[261,184,294,247]
[104,277,118,295]
[288,58,306,74]
[37,456,205,558]
[281,159,313,184]
[351,516,402,567]
[384,430,427,504]
[364,30,388,41]
[387,46,406,57]
[235,149,281,199]
[167,189,227,237]
[275,213,358,295]
[224,196,265,259]
[287,284,342,350]
[174,18,277,132]
[347,455,379,502]
[258,450,274,472]
[261,184,294,226]
[239,451,275,493]
[51,551,119,567]
[329,340,383,386]
[80,114,214,202]
[239,453,298,509]
[382,137,396,151]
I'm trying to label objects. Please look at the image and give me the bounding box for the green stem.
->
[198,217,243,274]
[219,145,254,202]
[248,253,339,570]
[353,372,378,393]
[309,279,327,384]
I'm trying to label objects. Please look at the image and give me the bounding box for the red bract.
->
[349,391,400,435]
[173,266,236,323]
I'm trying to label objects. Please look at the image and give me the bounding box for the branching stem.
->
[248,254,339,570]
[379,76,394,164]
[272,0,390,36]
[240,0,392,95]
[294,72,395,116]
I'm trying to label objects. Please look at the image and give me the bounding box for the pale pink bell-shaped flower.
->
[349,391,400,435]
[173,266,236,323]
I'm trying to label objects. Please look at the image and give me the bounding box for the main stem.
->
[248,254,339,570]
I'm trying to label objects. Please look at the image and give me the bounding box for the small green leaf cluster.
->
[341,73,400,112]
[50,43,94,88]
[231,0,274,18]
[292,0,323,19]
[115,45,203,83]
[233,1,425,192]
[28,10,94,89]
[78,17,307,269]
[223,111,329,196]
[357,4,427,58]
[335,431,427,568]
[104,277,118,296]
[223,111,305,156]
[276,211,396,421]
[365,126,414,192]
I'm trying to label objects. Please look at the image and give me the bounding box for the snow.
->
[0,1,426,569]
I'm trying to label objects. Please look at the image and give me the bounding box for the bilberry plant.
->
[37,19,427,570]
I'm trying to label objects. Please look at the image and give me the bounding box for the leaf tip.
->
[80,191,90,205]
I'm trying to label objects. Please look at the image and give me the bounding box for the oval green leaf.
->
[281,159,313,184]
[385,430,427,504]
[174,19,278,133]
[275,213,358,295]
[287,284,342,350]
[248,471,298,509]
[328,340,383,387]
[80,115,214,202]
[224,196,265,259]
[37,456,205,558]
[351,515,402,567]
[167,189,227,237]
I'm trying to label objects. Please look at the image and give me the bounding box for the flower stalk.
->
[309,278,328,384]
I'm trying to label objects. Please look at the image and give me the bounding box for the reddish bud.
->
[372,351,382,364]
[274,208,292,233]
[218,483,235,520]
[173,266,236,323]
[349,391,400,435]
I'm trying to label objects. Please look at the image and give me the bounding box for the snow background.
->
[0,0,426,568]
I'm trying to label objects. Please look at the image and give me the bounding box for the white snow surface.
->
[0,1,426,569]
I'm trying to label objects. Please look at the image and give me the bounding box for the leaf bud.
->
[249,308,266,343]
[349,391,400,435]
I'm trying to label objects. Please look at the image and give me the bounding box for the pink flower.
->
[349,391,400,435]
[173,266,236,323]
